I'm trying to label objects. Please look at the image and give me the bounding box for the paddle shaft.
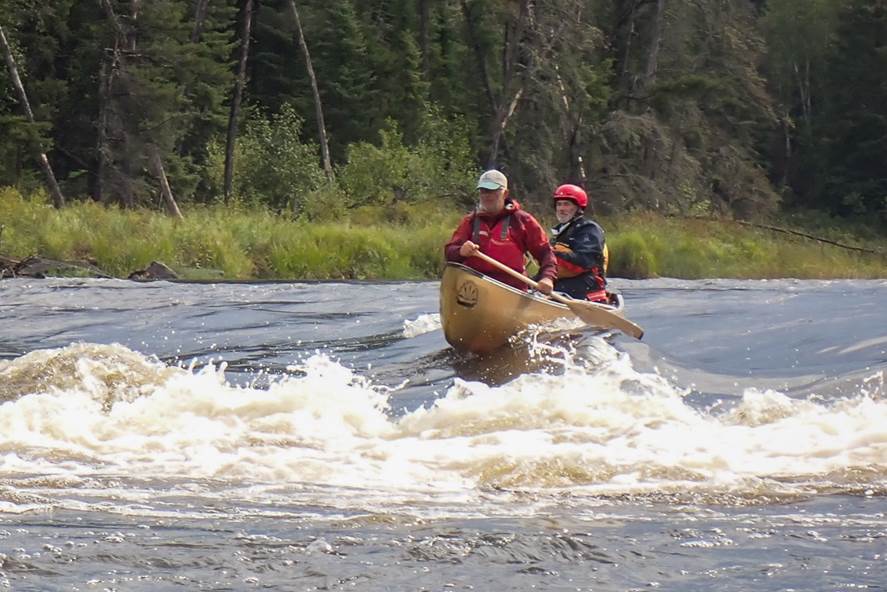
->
[471,251,644,339]
[473,251,549,293]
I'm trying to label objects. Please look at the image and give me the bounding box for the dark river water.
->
[0,277,884,591]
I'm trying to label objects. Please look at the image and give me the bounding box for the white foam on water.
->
[402,313,441,338]
[0,342,884,512]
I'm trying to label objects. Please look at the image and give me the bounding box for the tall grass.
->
[2,188,885,280]
[0,188,459,279]
[605,213,887,279]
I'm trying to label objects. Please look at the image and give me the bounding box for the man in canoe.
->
[445,169,556,294]
[549,183,609,302]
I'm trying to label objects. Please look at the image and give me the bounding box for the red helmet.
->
[553,184,588,209]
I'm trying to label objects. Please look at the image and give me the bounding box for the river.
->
[0,277,884,591]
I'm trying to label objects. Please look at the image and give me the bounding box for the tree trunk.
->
[287,0,333,181]
[780,111,792,190]
[192,0,211,42]
[418,0,430,78]
[151,148,184,219]
[554,64,586,184]
[488,88,522,168]
[129,0,141,51]
[794,59,812,130]
[618,1,637,99]
[0,24,66,208]
[460,0,496,116]
[224,0,254,202]
[96,57,111,203]
[501,0,531,95]
[100,0,126,40]
[98,0,164,210]
[485,0,531,167]
[643,0,665,89]
[99,0,128,207]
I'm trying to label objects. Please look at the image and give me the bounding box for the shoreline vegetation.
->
[2,188,885,281]
[4,1,886,279]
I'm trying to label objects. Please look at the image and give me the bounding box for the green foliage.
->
[504,3,613,201]
[0,187,455,279]
[590,0,783,219]
[298,182,350,222]
[336,108,475,208]
[205,104,326,210]
[0,0,235,204]
[813,0,887,224]
[247,1,304,114]
[377,28,429,144]
[608,230,660,279]
[337,126,416,206]
[0,115,53,187]
[3,188,887,279]
[605,213,887,279]
[761,0,837,114]
[121,0,235,202]
[203,102,475,219]
[0,5,69,188]
[0,0,885,234]
[308,0,381,159]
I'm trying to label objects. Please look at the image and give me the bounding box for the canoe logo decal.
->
[456,280,479,308]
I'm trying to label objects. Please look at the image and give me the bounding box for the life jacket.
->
[550,217,607,299]
[556,242,608,275]
[470,210,526,278]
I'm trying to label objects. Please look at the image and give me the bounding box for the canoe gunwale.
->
[444,262,572,312]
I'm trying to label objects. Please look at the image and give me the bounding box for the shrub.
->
[336,107,476,209]
[204,104,326,211]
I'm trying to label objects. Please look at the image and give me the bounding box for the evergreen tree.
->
[249,0,303,114]
[503,0,613,204]
[815,0,887,223]
[96,0,234,205]
[0,0,83,191]
[761,0,838,200]
[0,0,883,227]
[308,0,381,160]
[590,0,780,217]
[355,0,428,143]
[180,0,238,174]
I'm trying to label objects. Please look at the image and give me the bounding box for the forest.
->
[1,0,885,231]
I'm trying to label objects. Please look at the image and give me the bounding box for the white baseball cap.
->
[476,169,508,190]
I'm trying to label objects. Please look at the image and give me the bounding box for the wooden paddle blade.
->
[565,299,644,339]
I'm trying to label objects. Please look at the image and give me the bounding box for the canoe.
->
[439,262,625,355]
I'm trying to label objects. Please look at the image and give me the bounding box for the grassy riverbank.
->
[2,188,885,280]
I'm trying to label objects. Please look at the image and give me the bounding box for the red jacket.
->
[444,198,557,291]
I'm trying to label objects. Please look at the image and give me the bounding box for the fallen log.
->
[675,215,887,257]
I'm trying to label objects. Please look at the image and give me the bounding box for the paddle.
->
[472,251,644,339]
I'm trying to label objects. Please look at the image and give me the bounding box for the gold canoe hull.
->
[440,262,623,355]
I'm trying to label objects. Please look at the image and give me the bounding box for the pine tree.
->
[815,0,887,221]
[95,0,234,205]
[249,0,303,114]
[0,22,66,206]
[310,0,381,159]
[180,0,238,176]
[0,0,83,192]
[761,0,839,196]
